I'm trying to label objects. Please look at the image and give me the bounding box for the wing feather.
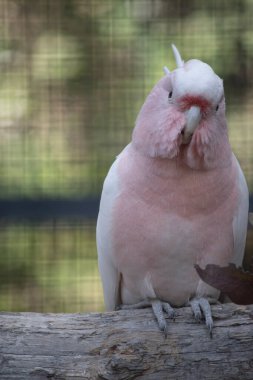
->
[232,154,249,265]
[96,157,121,310]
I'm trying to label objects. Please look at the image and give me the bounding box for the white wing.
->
[96,156,121,310]
[232,154,249,265]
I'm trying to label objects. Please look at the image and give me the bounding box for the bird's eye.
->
[168,91,173,99]
[216,105,219,111]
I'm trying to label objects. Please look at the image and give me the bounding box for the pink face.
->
[132,69,230,170]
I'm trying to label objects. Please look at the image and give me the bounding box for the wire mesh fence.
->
[0,0,252,312]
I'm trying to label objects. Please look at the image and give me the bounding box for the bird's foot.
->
[151,299,176,337]
[120,299,176,337]
[190,297,214,337]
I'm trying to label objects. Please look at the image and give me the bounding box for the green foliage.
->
[0,221,103,312]
[33,33,85,81]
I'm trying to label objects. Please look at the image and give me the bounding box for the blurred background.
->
[0,0,252,313]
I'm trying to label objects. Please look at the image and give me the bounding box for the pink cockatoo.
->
[96,45,249,335]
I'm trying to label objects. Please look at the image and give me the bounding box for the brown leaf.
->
[195,263,253,305]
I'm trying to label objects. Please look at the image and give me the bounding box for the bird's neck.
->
[121,144,236,218]
[130,141,232,175]
[132,123,232,171]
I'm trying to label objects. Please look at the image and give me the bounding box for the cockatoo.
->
[96,45,249,335]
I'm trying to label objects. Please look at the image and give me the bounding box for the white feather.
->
[172,44,184,68]
[232,154,249,265]
[96,156,121,310]
[172,59,223,108]
[163,66,170,75]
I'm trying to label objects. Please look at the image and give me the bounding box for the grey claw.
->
[151,299,169,337]
[190,299,202,322]
[163,325,168,339]
[190,297,214,336]
[158,319,168,338]
[162,302,176,321]
[119,299,175,337]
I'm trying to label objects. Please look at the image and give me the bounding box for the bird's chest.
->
[121,165,233,223]
[113,161,236,270]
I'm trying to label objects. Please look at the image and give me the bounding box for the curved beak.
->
[182,106,201,144]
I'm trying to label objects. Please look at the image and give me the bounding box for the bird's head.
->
[132,45,231,169]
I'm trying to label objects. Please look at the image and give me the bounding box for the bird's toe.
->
[162,302,176,320]
[190,297,214,336]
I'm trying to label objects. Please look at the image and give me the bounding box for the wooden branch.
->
[0,304,253,379]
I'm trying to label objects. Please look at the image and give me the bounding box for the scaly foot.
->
[120,299,176,337]
[190,297,214,337]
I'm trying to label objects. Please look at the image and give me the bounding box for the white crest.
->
[172,44,184,68]
[163,66,170,75]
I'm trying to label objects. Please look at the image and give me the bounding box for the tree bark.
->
[0,303,253,379]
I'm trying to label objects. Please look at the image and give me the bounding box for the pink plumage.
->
[96,45,249,334]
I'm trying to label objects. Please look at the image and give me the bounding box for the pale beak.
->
[182,106,201,144]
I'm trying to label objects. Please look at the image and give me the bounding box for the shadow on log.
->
[0,303,253,379]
